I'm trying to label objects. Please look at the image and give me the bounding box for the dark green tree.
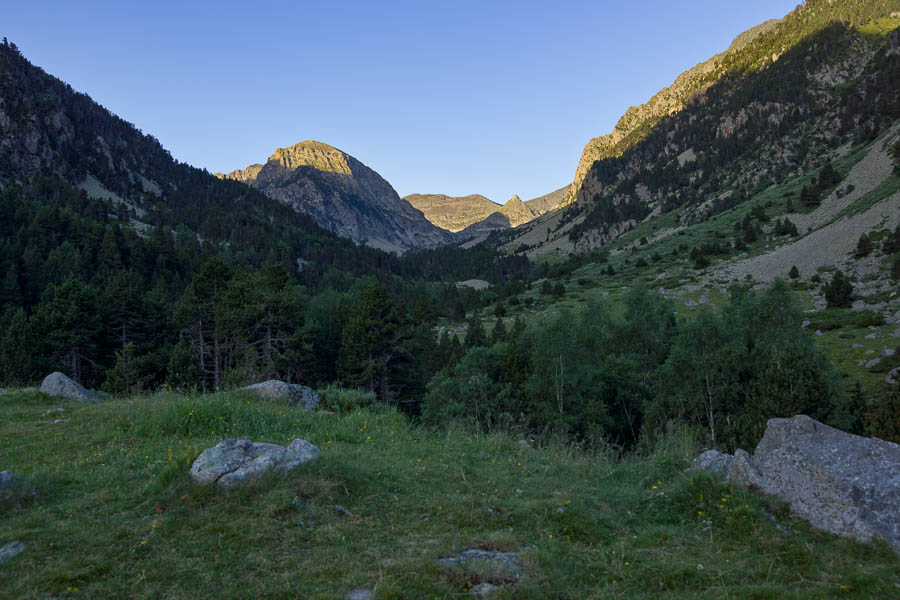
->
[30,276,102,383]
[823,269,853,308]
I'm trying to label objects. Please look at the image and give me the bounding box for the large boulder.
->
[190,438,320,488]
[39,372,100,403]
[241,380,319,410]
[693,415,900,551]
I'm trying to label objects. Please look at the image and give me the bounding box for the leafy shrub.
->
[317,384,376,413]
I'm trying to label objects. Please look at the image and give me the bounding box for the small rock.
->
[345,590,374,600]
[852,344,864,349]
[865,358,882,369]
[886,367,899,385]
[691,450,732,476]
[815,330,823,336]
[865,333,878,339]
[698,295,709,305]
[0,470,19,489]
[53,418,68,424]
[851,300,867,310]
[684,299,698,307]
[801,320,810,329]
[437,548,525,581]
[190,438,320,488]
[0,541,25,565]
[814,300,827,311]
[471,583,501,597]
[43,408,65,416]
[728,449,764,488]
[39,372,100,403]
[883,348,897,357]
[241,380,319,411]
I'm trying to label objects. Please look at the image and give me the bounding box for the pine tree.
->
[823,270,853,308]
[464,317,487,349]
[30,276,102,383]
[490,317,507,344]
[337,282,406,401]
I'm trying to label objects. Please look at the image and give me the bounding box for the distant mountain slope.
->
[406,187,564,234]
[404,193,499,232]
[0,40,413,287]
[563,18,782,206]
[502,0,900,256]
[219,141,451,253]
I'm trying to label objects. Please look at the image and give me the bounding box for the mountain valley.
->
[2,1,900,596]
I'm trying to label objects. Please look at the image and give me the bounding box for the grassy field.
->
[1,390,898,599]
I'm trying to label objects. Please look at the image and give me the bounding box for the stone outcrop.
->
[190,438,320,488]
[217,141,452,253]
[693,415,900,551]
[241,380,319,411]
[39,372,100,403]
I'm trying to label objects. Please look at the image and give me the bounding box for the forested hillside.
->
[0,39,530,403]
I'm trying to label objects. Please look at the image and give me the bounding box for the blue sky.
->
[5,1,800,203]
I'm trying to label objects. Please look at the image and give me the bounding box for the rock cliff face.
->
[406,188,563,234]
[565,19,781,206]
[219,141,451,253]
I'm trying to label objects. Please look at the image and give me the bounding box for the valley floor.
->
[1,390,898,599]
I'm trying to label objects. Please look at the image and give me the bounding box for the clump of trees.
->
[421,282,847,452]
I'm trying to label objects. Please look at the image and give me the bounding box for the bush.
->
[317,384,377,413]
[788,265,800,279]
[823,270,853,308]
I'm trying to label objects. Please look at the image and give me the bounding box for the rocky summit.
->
[217,141,451,253]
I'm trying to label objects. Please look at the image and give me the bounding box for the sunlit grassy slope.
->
[1,390,898,599]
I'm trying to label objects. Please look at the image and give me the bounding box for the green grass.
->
[2,391,898,598]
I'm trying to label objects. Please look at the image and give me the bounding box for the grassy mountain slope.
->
[406,188,564,234]
[1,389,897,598]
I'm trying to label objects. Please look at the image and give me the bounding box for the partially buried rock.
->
[241,380,319,410]
[0,541,25,565]
[0,470,19,489]
[190,438,320,488]
[40,372,100,403]
[437,548,526,582]
[693,415,900,551]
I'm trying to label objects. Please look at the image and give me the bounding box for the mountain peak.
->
[504,194,523,206]
[268,140,353,176]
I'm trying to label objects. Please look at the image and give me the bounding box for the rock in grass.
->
[0,470,19,489]
[437,548,525,581]
[344,590,374,600]
[190,438,320,488]
[0,541,25,565]
[471,583,501,597]
[39,372,100,403]
[691,450,732,476]
[694,415,900,551]
[241,380,319,410]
